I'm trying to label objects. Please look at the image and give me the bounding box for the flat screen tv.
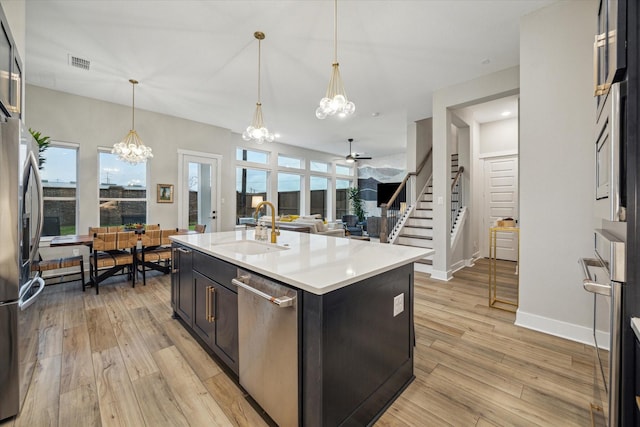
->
[377,182,405,207]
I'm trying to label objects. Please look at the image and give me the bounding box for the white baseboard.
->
[515,310,608,349]
[414,263,432,275]
[429,268,452,281]
[451,259,466,274]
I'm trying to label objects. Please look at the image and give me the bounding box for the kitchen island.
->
[170,230,431,426]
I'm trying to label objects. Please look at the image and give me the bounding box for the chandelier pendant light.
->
[316,0,355,119]
[242,31,275,144]
[112,79,153,164]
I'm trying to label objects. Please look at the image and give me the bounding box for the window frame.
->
[40,141,79,236]
[97,147,149,227]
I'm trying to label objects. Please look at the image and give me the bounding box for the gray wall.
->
[479,118,518,154]
[517,0,597,343]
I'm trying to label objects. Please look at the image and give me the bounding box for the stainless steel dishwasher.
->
[232,269,299,427]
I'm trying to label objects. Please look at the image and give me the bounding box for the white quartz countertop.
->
[171,230,432,295]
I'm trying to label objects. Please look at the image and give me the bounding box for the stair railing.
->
[380,147,432,243]
[450,166,464,231]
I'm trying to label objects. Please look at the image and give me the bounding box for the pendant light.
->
[316,0,355,119]
[112,79,153,164]
[242,31,275,144]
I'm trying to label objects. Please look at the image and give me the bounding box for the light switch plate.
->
[393,293,404,317]
[72,248,80,256]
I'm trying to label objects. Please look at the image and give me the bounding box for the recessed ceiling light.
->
[274,133,281,138]
[501,111,511,117]
[371,112,380,117]
[481,58,491,65]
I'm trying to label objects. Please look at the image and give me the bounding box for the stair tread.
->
[399,234,433,240]
[403,225,432,230]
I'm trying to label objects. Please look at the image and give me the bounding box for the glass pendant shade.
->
[244,31,274,144]
[112,79,153,164]
[316,0,355,120]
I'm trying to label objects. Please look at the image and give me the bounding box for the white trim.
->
[429,268,452,281]
[515,310,605,348]
[478,149,518,159]
[414,263,432,275]
[450,259,466,274]
[50,140,80,149]
[177,148,223,161]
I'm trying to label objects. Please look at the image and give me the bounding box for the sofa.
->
[258,215,346,237]
[293,215,346,237]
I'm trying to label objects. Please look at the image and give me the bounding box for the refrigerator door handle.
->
[579,257,612,295]
[19,276,44,311]
[23,151,44,265]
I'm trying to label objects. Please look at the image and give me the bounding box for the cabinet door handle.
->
[207,286,216,323]
[205,285,210,321]
[171,248,178,274]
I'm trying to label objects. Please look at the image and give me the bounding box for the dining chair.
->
[91,231,138,294]
[194,224,206,233]
[145,224,160,231]
[31,254,85,290]
[136,228,178,286]
[88,226,107,234]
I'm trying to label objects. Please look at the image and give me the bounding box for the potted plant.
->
[348,187,366,223]
[28,128,51,170]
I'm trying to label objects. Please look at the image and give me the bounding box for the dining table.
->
[48,229,199,289]
[48,229,198,249]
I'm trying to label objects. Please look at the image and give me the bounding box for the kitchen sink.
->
[214,240,290,255]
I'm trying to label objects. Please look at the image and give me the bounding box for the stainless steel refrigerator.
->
[0,117,45,421]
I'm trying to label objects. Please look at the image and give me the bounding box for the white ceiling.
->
[25,0,553,159]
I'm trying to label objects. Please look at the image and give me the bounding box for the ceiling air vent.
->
[68,54,90,71]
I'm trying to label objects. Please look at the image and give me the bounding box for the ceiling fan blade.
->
[355,155,372,160]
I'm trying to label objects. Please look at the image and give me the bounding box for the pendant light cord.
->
[257,37,262,104]
[131,81,135,130]
[333,0,338,64]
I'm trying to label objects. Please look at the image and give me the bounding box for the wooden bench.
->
[31,255,86,290]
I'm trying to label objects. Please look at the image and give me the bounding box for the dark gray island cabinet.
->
[170,232,426,427]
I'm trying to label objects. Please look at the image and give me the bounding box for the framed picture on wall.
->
[157,184,174,203]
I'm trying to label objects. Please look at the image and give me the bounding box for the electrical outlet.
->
[393,293,404,317]
[437,196,444,205]
[72,248,80,256]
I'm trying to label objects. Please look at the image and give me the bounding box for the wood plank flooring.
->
[1,258,603,426]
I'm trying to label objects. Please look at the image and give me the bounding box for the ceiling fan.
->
[344,138,371,163]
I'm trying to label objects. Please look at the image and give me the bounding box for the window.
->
[336,178,351,220]
[40,145,77,235]
[99,151,147,226]
[278,155,303,169]
[236,167,267,224]
[336,164,353,176]
[236,147,268,164]
[310,160,329,173]
[310,176,328,219]
[278,173,301,215]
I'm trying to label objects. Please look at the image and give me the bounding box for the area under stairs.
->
[395,154,463,274]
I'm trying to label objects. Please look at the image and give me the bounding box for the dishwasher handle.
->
[232,278,295,308]
[579,257,612,296]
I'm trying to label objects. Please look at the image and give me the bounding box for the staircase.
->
[394,154,463,274]
[397,183,435,271]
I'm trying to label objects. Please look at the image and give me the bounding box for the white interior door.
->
[178,151,221,232]
[483,155,519,260]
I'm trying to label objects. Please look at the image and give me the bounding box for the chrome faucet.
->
[254,201,280,244]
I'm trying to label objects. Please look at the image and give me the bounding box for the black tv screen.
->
[377,182,405,207]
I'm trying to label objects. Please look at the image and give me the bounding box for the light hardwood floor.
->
[1,259,603,426]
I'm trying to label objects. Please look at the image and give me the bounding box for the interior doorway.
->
[178,150,221,232]
[482,155,519,260]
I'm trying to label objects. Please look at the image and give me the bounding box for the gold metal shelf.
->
[489,226,519,312]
